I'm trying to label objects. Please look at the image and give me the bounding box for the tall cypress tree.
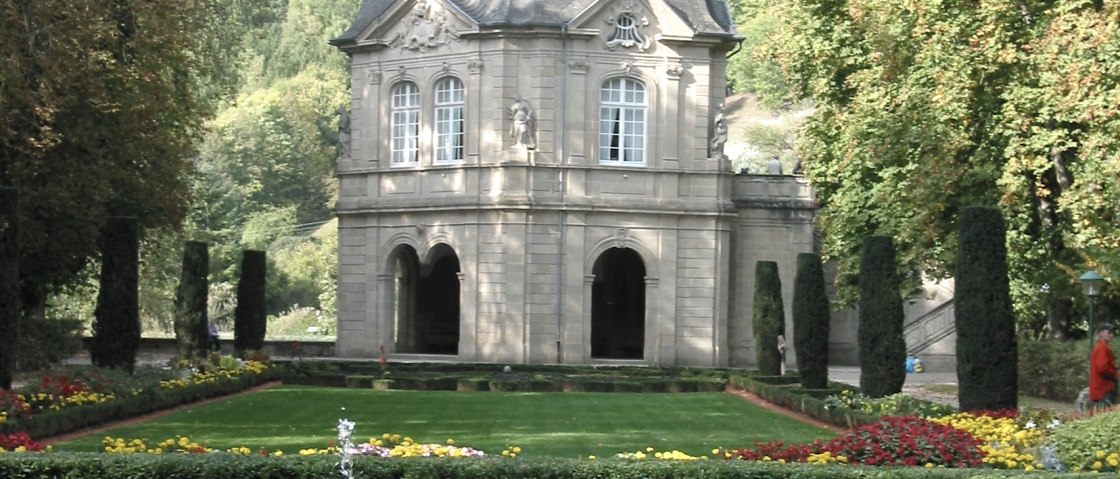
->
[956,206,1017,411]
[0,187,18,389]
[234,250,267,356]
[89,216,141,372]
[753,261,785,375]
[858,235,906,398]
[174,241,210,360]
[793,252,830,389]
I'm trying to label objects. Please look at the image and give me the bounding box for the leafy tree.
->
[725,0,792,107]
[0,0,241,324]
[858,236,906,398]
[235,250,268,356]
[956,207,1017,411]
[752,261,785,375]
[770,0,1120,337]
[793,253,830,389]
[0,187,17,389]
[89,217,141,373]
[175,241,210,360]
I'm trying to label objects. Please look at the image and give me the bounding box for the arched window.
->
[599,77,646,165]
[390,81,420,166]
[434,77,464,164]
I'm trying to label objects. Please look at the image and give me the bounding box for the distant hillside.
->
[722,93,812,174]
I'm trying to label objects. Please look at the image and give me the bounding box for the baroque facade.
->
[330,0,816,367]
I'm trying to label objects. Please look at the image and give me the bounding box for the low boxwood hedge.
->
[0,453,1084,478]
[729,373,878,428]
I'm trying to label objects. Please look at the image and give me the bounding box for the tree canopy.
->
[0,0,240,316]
[771,0,1120,336]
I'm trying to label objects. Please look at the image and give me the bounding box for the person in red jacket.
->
[1090,323,1118,408]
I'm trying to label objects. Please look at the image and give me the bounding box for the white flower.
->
[1025,420,1036,429]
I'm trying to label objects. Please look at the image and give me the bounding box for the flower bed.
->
[0,355,278,444]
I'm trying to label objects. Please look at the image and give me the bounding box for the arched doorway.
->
[390,244,460,354]
[591,247,646,359]
[418,244,461,354]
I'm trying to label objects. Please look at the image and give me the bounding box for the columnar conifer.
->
[858,236,906,398]
[90,217,141,372]
[175,241,210,360]
[753,261,785,375]
[794,253,830,389]
[234,250,267,356]
[956,206,1017,411]
[0,187,18,389]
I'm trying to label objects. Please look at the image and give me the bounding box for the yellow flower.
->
[588,455,596,460]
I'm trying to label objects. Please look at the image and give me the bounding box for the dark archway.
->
[591,247,646,359]
[416,244,460,354]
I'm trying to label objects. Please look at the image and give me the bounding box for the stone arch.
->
[385,243,422,353]
[590,247,647,359]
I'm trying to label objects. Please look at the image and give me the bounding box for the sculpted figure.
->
[338,106,352,159]
[710,104,728,158]
[508,96,536,149]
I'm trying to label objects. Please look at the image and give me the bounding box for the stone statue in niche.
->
[709,104,728,159]
[508,96,536,149]
[390,0,459,52]
[338,106,351,159]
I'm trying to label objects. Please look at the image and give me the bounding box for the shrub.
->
[15,315,83,372]
[90,216,141,373]
[234,250,267,355]
[0,186,17,389]
[1048,407,1120,471]
[793,253,829,389]
[1018,337,1087,402]
[174,241,210,360]
[752,261,784,375]
[824,416,984,467]
[857,236,906,398]
[956,206,1017,411]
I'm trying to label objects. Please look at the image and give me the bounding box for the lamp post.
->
[1081,270,1105,353]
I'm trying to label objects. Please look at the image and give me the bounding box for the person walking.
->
[1090,323,1117,408]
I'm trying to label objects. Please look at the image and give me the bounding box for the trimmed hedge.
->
[729,373,878,429]
[89,216,141,373]
[0,186,17,389]
[793,253,830,389]
[857,236,906,398]
[282,362,729,393]
[0,453,1076,478]
[752,261,785,375]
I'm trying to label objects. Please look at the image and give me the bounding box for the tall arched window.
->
[599,77,646,165]
[390,81,420,166]
[434,77,464,164]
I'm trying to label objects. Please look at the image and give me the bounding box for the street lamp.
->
[1081,270,1106,351]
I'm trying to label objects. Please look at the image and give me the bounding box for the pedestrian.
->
[1090,322,1117,409]
[208,320,221,352]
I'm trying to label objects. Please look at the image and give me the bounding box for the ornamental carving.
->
[389,0,460,52]
[604,0,652,52]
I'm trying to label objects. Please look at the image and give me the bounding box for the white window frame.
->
[390,81,420,166]
[433,77,465,164]
[599,77,647,165]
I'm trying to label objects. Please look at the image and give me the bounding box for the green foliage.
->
[752,261,785,375]
[1018,337,1090,402]
[90,217,142,373]
[0,0,236,317]
[858,236,906,398]
[15,315,83,372]
[234,250,267,355]
[174,241,210,360]
[1050,409,1120,472]
[725,0,792,107]
[771,0,1120,337]
[793,253,830,389]
[0,187,17,388]
[955,207,1017,411]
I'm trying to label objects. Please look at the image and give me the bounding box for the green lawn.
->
[54,386,834,458]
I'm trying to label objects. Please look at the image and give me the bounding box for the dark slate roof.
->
[333,0,736,44]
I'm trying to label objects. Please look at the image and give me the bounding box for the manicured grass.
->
[54,386,834,458]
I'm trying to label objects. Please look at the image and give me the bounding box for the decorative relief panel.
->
[388,0,460,52]
[604,0,652,52]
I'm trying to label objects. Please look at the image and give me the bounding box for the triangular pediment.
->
[353,0,476,51]
[570,0,697,50]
